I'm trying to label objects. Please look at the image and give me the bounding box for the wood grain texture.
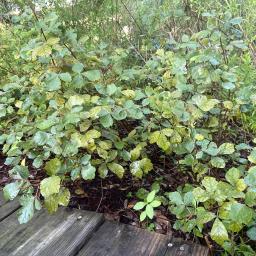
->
[164,238,209,256]
[0,207,104,256]
[0,192,20,222]
[78,220,170,256]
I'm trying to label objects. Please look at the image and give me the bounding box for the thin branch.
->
[29,2,57,67]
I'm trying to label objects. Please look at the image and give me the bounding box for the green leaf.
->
[196,207,215,225]
[3,182,20,200]
[210,218,229,245]
[130,161,143,179]
[168,191,184,205]
[45,73,61,91]
[210,157,225,168]
[72,63,84,73]
[146,190,156,203]
[81,154,91,165]
[44,158,61,176]
[140,158,153,174]
[192,95,219,112]
[11,165,29,179]
[108,163,124,179]
[67,95,85,107]
[133,202,146,210]
[248,149,256,164]
[140,211,147,221]
[33,131,49,145]
[98,163,108,179]
[18,196,35,224]
[106,83,117,95]
[146,204,154,219]
[245,166,256,187]
[100,114,113,128]
[58,188,70,206]
[44,195,59,214]
[218,143,235,155]
[229,203,254,225]
[40,176,61,198]
[225,168,240,186]
[130,158,153,179]
[202,176,218,191]
[81,164,96,180]
[85,129,101,139]
[84,70,101,81]
[59,72,72,82]
[193,187,209,202]
[37,119,56,130]
[150,200,161,208]
[112,107,127,121]
[247,226,256,241]
[71,168,80,181]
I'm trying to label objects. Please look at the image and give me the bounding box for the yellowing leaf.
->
[45,158,61,176]
[108,163,124,179]
[210,218,229,245]
[40,176,60,198]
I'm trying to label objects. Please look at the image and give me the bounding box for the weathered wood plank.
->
[0,191,20,222]
[165,238,209,256]
[78,221,170,256]
[0,207,104,256]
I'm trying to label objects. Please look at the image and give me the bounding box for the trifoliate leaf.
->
[40,176,61,198]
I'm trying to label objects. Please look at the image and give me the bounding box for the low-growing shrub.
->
[1,7,256,255]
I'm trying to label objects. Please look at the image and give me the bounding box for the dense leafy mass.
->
[1,1,256,255]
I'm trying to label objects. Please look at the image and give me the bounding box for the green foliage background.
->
[0,0,256,255]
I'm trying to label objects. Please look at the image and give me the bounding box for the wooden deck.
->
[0,192,209,256]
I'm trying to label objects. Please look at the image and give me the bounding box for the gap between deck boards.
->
[0,191,209,256]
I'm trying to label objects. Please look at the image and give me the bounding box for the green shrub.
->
[1,4,256,255]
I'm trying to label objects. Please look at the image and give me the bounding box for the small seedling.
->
[133,190,161,221]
